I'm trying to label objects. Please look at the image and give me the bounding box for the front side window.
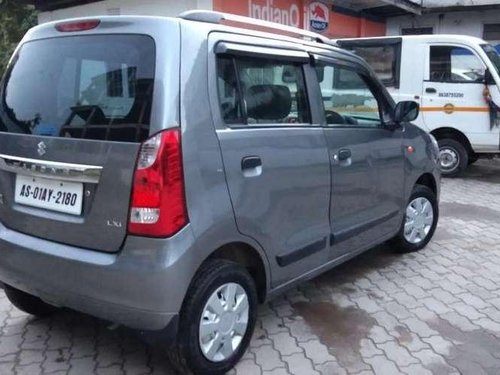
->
[1,35,155,142]
[316,63,384,128]
[429,46,485,83]
[216,56,310,125]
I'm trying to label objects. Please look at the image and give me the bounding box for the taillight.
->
[128,129,188,237]
[55,20,101,32]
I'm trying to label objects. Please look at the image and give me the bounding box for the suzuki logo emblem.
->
[37,141,47,156]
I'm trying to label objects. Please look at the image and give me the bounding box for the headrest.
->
[246,85,291,120]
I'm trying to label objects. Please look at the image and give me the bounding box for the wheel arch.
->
[205,242,268,303]
[415,173,437,195]
[430,127,474,156]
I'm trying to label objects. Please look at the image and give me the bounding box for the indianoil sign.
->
[213,0,385,38]
[247,0,302,28]
[308,1,329,32]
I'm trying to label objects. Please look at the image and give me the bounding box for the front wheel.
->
[168,259,257,375]
[391,185,439,253]
[438,138,468,177]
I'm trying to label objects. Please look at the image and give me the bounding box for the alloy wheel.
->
[199,282,249,362]
[404,197,434,244]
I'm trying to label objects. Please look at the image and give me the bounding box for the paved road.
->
[1,160,500,374]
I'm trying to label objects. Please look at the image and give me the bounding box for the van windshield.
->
[482,44,500,76]
[0,35,155,142]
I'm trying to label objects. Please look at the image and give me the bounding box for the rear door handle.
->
[425,87,437,94]
[241,156,262,177]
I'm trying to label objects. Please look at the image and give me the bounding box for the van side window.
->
[350,45,399,88]
[429,46,486,83]
[216,56,311,125]
[315,64,383,128]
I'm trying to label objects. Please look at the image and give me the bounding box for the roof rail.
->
[178,10,337,46]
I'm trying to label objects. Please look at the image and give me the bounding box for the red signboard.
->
[213,0,386,38]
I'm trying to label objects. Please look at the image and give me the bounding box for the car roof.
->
[26,14,364,63]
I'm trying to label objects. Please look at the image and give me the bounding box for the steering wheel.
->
[325,110,346,125]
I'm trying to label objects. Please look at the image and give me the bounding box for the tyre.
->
[438,138,468,177]
[168,259,258,375]
[391,184,439,253]
[4,284,58,316]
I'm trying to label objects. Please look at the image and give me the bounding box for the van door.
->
[313,57,404,259]
[211,45,331,286]
[422,44,498,152]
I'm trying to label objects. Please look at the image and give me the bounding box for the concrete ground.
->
[1,160,500,374]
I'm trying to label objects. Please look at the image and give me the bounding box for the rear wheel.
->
[438,138,468,177]
[4,285,58,316]
[168,260,257,375]
[391,185,439,253]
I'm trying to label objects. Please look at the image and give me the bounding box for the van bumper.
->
[0,222,197,333]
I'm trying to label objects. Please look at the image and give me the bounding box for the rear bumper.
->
[0,222,197,333]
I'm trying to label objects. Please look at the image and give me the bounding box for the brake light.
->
[55,20,101,32]
[128,129,188,237]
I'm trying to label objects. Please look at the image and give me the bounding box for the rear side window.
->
[429,46,485,83]
[216,56,311,125]
[1,35,155,142]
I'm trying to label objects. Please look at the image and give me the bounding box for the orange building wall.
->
[213,0,386,38]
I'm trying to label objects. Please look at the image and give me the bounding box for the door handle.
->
[337,149,352,161]
[241,156,262,177]
[333,149,352,166]
[425,87,437,94]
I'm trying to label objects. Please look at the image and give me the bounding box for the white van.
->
[337,35,500,176]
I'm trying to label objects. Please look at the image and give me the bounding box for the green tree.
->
[0,0,37,76]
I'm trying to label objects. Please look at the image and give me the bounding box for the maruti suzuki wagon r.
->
[0,10,440,375]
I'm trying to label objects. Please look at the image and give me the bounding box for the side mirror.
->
[393,101,419,123]
[485,68,495,85]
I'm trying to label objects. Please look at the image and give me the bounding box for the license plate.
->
[14,175,83,215]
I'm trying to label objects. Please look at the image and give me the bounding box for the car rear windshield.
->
[0,35,155,142]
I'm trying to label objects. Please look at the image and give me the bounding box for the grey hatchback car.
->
[0,10,440,374]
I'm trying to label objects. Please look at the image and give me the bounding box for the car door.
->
[209,37,332,287]
[422,44,499,151]
[312,56,405,259]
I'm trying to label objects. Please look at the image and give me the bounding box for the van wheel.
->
[438,138,468,177]
[391,185,438,253]
[4,285,58,316]
[168,259,257,375]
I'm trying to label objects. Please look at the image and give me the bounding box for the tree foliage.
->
[0,0,37,76]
